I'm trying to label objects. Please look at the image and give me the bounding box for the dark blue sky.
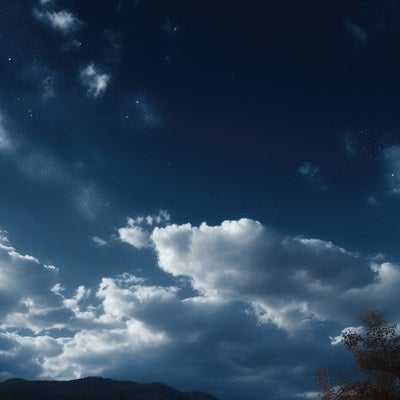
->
[0,1,400,399]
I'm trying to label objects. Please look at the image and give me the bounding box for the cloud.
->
[118,226,151,249]
[344,0,400,45]
[34,9,83,34]
[0,240,68,332]
[151,219,383,330]
[298,162,319,179]
[366,195,381,206]
[41,76,56,102]
[0,230,9,243]
[297,162,327,191]
[1,223,400,399]
[18,151,66,183]
[0,109,108,220]
[384,144,400,195]
[118,211,170,249]
[343,17,367,44]
[0,113,14,152]
[80,64,112,98]
[103,29,123,64]
[122,94,165,132]
[92,236,107,247]
[344,134,358,156]
[73,184,106,220]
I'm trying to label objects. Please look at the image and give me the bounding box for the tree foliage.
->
[317,310,400,399]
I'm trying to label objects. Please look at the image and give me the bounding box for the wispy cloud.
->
[344,133,358,156]
[73,184,106,220]
[80,64,112,98]
[92,236,107,246]
[344,0,400,45]
[0,108,106,220]
[343,17,367,44]
[366,195,381,206]
[41,76,56,102]
[297,162,327,190]
[384,144,400,195]
[298,162,319,179]
[18,151,67,183]
[122,94,165,132]
[34,9,83,34]
[103,29,123,64]
[0,113,14,152]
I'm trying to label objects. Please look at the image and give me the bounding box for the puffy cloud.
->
[118,225,151,249]
[0,240,70,332]
[151,218,379,329]
[0,230,9,243]
[1,221,400,400]
[34,9,82,34]
[80,64,112,98]
[118,211,170,249]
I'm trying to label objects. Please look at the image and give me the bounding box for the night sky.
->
[1,1,400,399]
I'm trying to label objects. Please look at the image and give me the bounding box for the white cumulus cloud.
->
[118,211,170,249]
[118,225,151,249]
[151,218,387,330]
[2,221,400,399]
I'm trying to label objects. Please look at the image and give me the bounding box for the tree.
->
[317,310,400,400]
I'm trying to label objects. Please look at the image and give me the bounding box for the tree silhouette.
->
[317,310,400,400]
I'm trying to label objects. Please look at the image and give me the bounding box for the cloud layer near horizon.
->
[1,218,400,399]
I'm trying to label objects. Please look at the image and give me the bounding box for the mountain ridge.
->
[0,377,219,400]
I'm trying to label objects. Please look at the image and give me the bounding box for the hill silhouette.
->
[0,377,219,400]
